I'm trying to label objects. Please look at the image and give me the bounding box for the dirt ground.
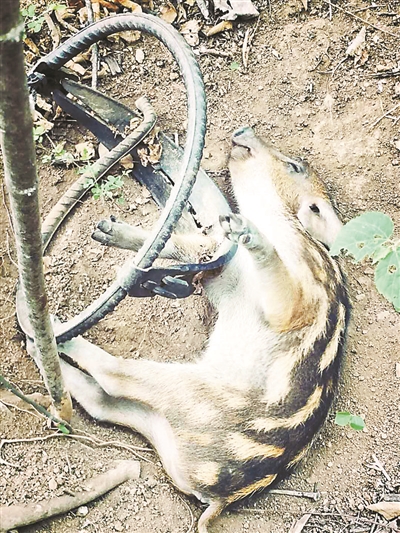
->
[1,0,400,532]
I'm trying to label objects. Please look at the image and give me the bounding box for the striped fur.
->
[58,127,349,532]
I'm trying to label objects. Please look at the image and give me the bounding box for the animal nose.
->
[232,126,254,139]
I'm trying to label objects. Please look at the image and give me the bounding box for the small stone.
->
[392,160,399,166]
[48,478,57,491]
[170,71,179,81]
[327,461,333,468]
[381,433,388,439]
[77,506,89,517]
[113,520,124,531]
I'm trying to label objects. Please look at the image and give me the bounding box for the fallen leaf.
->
[98,143,109,160]
[180,20,202,47]
[219,0,259,20]
[116,0,142,12]
[119,30,141,44]
[367,502,400,521]
[289,514,312,533]
[34,112,54,134]
[203,20,233,37]
[120,154,134,169]
[346,26,366,58]
[160,2,178,23]
[35,94,52,113]
[66,0,84,8]
[75,141,96,160]
[65,59,86,76]
[24,37,40,55]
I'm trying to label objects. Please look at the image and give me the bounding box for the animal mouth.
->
[230,127,256,160]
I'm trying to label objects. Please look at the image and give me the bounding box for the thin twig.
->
[0,374,72,431]
[0,399,43,420]
[54,9,78,34]
[268,488,321,501]
[177,494,195,533]
[322,0,399,39]
[369,103,400,129]
[276,87,301,104]
[0,431,154,468]
[242,18,260,71]
[44,12,61,49]
[84,0,99,89]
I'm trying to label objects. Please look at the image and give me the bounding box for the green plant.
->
[33,124,46,143]
[21,3,65,34]
[335,411,365,431]
[84,174,125,202]
[42,142,75,166]
[230,61,241,71]
[330,212,400,312]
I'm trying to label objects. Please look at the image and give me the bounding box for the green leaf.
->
[335,411,352,426]
[374,247,400,309]
[349,415,365,431]
[330,212,394,262]
[27,4,36,17]
[57,423,70,434]
[230,61,240,71]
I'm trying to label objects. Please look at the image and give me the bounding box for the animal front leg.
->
[219,213,274,263]
[92,216,218,262]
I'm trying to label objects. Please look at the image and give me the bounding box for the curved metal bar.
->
[17,13,207,342]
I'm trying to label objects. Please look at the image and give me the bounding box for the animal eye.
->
[288,161,303,174]
[309,204,320,214]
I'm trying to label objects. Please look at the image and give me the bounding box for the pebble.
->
[48,478,57,491]
[77,506,89,517]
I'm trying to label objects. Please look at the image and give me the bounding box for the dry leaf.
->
[96,0,120,11]
[65,60,86,76]
[135,48,145,63]
[203,20,232,37]
[98,143,109,160]
[346,26,366,58]
[66,0,84,8]
[35,94,52,113]
[75,141,96,160]
[289,514,312,533]
[119,30,141,44]
[120,154,134,169]
[24,37,40,55]
[34,112,54,134]
[115,0,142,12]
[220,0,259,20]
[78,6,88,24]
[367,502,400,521]
[180,20,202,47]
[160,2,178,23]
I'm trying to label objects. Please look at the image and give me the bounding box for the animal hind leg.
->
[59,358,155,437]
[57,336,207,410]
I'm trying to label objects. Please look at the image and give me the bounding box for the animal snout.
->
[232,126,254,142]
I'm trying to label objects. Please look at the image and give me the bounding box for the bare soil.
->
[1,1,399,532]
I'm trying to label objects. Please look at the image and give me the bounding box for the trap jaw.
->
[19,14,237,344]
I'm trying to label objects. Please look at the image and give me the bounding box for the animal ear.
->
[297,197,342,249]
